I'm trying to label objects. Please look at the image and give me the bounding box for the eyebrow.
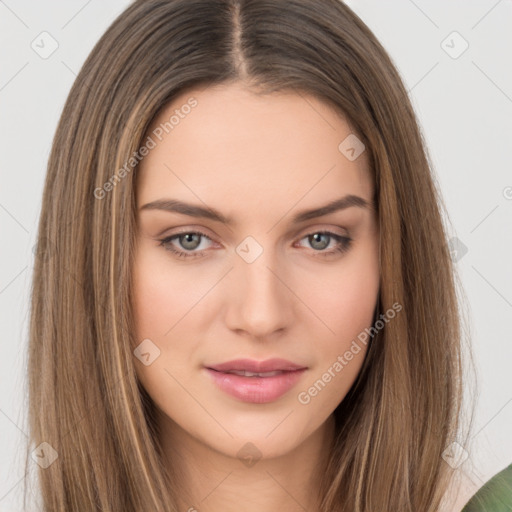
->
[139,194,374,226]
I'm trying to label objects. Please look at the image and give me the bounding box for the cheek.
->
[131,249,180,385]
[303,248,379,397]
[297,276,378,415]
[131,252,196,414]
[132,266,172,339]
[132,246,205,339]
[309,249,379,339]
[131,244,213,373]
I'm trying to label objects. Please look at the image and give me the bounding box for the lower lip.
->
[204,368,307,404]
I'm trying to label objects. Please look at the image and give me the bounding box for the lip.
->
[206,358,307,373]
[204,358,308,404]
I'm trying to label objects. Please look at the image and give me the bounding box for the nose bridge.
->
[227,237,293,337]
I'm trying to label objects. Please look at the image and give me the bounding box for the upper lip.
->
[206,358,307,373]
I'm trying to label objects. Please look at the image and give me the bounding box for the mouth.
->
[211,369,291,377]
[206,357,307,373]
[204,358,308,404]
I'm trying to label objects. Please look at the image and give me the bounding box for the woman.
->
[27,0,484,510]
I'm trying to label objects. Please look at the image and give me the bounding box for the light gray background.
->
[1,0,511,510]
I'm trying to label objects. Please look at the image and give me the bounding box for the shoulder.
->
[461,463,512,511]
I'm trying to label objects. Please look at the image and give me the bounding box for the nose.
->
[223,247,295,340]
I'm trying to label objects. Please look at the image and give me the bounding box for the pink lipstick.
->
[204,358,307,404]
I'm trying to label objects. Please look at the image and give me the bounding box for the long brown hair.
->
[26,0,477,510]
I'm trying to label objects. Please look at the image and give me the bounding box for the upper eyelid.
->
[161,221,350,236]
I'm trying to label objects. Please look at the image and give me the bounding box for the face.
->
[132,82,380,462]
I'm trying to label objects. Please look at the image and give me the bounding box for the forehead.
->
[136,83,372,218]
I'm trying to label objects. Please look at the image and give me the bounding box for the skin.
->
[132,82,380,512]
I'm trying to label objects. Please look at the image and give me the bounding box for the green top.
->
[461,463,512,511]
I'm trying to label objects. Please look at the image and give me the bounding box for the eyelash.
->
[158,230,353,260]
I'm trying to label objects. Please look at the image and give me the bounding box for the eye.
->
[158,231,214,260]
[158,229,353,260]
[296,231,353,257]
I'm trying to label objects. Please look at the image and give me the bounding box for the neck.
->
[157,412,336,512]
